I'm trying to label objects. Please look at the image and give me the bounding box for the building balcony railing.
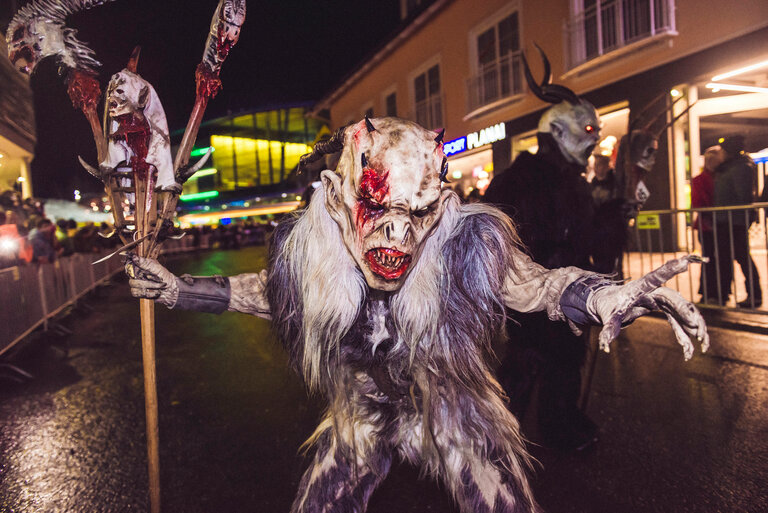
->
[412,95,444,130]
[565,0,676,71]
[466,51,525,116]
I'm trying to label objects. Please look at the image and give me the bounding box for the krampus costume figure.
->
[483,48,608,451]
[127,117,707,513]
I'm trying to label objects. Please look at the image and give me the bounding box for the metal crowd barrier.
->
[0,236,198,358]
[625,202,768,312]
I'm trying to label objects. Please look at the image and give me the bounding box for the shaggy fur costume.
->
[253,187,590,513]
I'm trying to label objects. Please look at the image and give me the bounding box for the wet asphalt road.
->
[1,246,767,513]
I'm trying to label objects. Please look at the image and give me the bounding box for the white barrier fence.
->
[626,203,768,311]
[0,236,199,358]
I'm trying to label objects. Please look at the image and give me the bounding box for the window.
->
[567,0,676,68]
[413,64,442,129]
[467,9,523,113]
[385,92,397,117]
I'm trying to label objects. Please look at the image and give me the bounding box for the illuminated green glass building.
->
[175,103,328,224]
[178,102,327,196]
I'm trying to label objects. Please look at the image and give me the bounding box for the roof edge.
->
[310,0,454,118]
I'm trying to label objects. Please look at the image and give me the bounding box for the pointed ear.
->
[320,169,345,221]
[138,86,150,108]
[549,119,566,140]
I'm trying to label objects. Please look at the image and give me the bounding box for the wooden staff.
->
[134,168,161,513]
[147,0,247,258]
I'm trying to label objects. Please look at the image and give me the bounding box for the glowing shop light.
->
[179,190,220,202]
[452,170,463,180]
[706,83,768,94]
[670,89,681,97]
[711,59,768,82]
[17,176,25,182]
[180,201,302,225]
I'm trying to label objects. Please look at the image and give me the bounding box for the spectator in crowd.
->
[67,219,78,238]
[590,154,616,207]
[56,219,75,257]
[29,217,57,264]
[0,210,30,268]
[692,145,724,303]
[73,223,102,253]
[714,135,762,308]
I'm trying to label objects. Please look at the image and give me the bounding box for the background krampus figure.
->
[127,117,708,513]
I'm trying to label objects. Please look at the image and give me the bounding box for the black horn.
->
[654,101,697,139]
[298,124,347,172]
[522,43,580,105]
[434,128,445,144]
[439,157,449,183]
[365,115,377,133]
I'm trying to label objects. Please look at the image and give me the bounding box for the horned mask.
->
[103,70,175,190]
[523,45,600,166]
[313,117,450,292]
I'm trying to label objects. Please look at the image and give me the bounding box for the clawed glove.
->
[562,255,709,360]
[125,253,179,308]
[124,253,231,313]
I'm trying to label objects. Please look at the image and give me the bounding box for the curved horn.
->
[298,124,348,171]
[439,157,450,183]
[523,43,580,105]
[176,148,214,183]
[365,115,377,133]
[641,95,683,132]
[533,42,552,86]
[126,46,141,73]
[78,155,102,180]
[654,100,697,139]
[628,92,667,132]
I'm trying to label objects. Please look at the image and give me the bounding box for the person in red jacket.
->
[691,146,724,303]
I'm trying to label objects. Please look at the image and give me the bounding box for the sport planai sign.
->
[444,122,506,157]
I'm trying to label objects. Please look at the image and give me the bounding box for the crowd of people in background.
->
[0,186,281,271]
[0,188,118,269]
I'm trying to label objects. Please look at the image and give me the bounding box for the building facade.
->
[0,10,35,199]
[313,0,768,226]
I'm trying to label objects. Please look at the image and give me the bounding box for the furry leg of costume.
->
[291,414,392,513]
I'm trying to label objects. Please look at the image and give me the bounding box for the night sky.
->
[18,0,401,199]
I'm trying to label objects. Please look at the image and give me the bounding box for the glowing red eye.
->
[585,125,594,133]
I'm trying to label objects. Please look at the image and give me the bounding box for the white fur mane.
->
[280,186,517,390]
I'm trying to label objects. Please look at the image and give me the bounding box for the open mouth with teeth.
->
[365,247,412,280]
[10,47,36,74]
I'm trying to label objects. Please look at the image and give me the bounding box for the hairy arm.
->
[125,254,271,320]
[228,270,271,319]
[501,248,592,321]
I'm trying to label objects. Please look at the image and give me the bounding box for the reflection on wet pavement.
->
[1,246,767,512]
